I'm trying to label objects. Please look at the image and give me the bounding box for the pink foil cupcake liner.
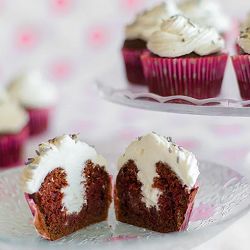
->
[232,55,250,100]
[0,126,29,168]
[141,53,228,99]
[27,108,51,136]
[122,48,146,85]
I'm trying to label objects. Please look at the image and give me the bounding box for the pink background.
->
[0,0,250,249]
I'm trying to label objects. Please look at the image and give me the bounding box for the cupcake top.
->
[178,0,230,34]
[125,2,181,41]
[8,71,57,109]
[238,27,250,54]
[118,132,199,208]
[0,88,28,134]
[147,15,225,58]
[21,134,107,214]
[240,13,250,31]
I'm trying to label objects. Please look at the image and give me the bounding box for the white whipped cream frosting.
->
[238,27,250,54]
[241,13,250,31]
[118,132,200,209]
[125,2,181,41]
[147,15,225,57]
[179,0,230,34]
[21,135,108,214]
[8,71,57,109]
[0,88,28,134]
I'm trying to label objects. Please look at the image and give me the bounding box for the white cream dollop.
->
[118,132,200,209]
[125,1,181,41]
[147,15,225,57]
[8,71,57,109]
[238,27,250,54]
[0,88,28,134]
[240,13,250,31]
[21,135,108,214]
[178,0,230,34]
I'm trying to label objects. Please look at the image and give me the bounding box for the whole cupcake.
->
[122,1,180,85]
[0,88,29,168]
[178,0,230,36]
[8,71,57,136]
[141,15,228,99]
[232,27,250,100]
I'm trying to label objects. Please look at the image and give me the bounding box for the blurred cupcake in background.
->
[122,1,180,85]
[232,27,250,100]
[8,71,57,136]
[0,88,29,168]
[178,0,231,37]
[141,15,228,99]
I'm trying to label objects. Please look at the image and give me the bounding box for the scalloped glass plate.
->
[0,162,250,250]
[96,66,250,117]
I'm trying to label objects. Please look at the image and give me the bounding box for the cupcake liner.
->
[27,108,51,136]
[141,53,228,99]
[25,193,37,216]
[232,54,250,100]
[122,48,146,85]
[0,126,29,168]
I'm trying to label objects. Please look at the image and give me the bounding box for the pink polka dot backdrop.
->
[0,1,250,249]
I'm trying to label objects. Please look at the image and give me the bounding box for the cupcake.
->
[122,1,180,85]
[8,71,57,136]
[178,0,231,36]
[0,88,29,168]
[141,15,228,99]
[21,134,112,240]
[232,27,250,100]
[115,132,199,233]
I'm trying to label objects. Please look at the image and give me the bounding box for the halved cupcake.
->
[21,134,112,240]
[8,71,57,136]
[122,2,180,85]
[114,132,199,233]
[0,88,29,168]
[232,26,250,100]
[141,15,228,99]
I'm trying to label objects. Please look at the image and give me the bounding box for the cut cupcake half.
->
[114,132,199,233]
[21,134,112,240]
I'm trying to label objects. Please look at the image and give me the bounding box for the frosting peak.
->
[8,71,57,109]
[21,134,108,214]
[147,15,225,57]
[125,2,181,41]
[238,27,250,54]
[118,132,200,208]
[179,0,230,33]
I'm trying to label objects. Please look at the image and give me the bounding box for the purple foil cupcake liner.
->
[141,53,228,99]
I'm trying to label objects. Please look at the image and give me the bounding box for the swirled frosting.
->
[125,2,181,41]
[238,27,250,54]
[178,0,230,34]
[118,132,199,208]
[240,13,250,31]
[8,71,57,109]
[0,88,28,134]
[147,15,225,57]
[21,134,108,214]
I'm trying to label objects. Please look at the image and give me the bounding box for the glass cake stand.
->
[96,65,250,117]
[0,162,250,250]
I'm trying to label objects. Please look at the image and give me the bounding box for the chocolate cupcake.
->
[122,2,180,85]
[141,15,228,99]
[114,132,199,233]
[8,71,57,136]
[232,26,250,100]
[0,88,29,168]
[21,134,112,240]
